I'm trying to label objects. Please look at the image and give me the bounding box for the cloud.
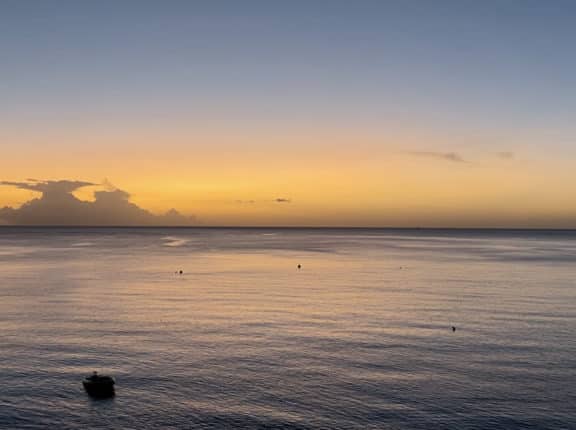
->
[408,151,468,163]
[0,179,196,226]
[235,198,292,204]
[496,151,514,160]
[1,179,96,194]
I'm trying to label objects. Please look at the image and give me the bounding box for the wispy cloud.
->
[235,198,292,204]
[408,151,468,163]
[0,179,196,226]
[496,151,515,160]
[1,179,96,194]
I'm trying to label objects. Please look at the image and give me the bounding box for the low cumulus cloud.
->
[409,151,468,163]
[0,179,196,226]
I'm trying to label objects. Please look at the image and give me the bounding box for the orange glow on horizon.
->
[2,124,576,227]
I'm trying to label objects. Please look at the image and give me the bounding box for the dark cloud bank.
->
[0,180,196,226]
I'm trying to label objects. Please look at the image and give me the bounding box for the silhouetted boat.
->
[82,372,115,397]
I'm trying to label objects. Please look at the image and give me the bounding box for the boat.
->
[82,371,115,397]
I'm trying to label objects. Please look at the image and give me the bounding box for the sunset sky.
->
[2,1,576,227]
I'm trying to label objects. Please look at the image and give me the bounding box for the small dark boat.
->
[83,372,115,397]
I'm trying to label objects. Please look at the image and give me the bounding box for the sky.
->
[2,0,576,227]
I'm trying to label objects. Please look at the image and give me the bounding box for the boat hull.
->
[83,380,115,398]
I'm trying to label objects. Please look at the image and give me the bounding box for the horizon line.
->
[1,225,576,232]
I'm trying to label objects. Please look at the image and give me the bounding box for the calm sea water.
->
[1,228,575,429]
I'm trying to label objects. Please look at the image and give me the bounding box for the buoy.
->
[297,264,301,269]
[452,326,456,332]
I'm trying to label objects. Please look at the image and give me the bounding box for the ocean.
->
[0,228,575,429]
